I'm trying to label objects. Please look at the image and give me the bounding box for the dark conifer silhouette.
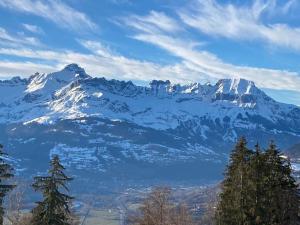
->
[216,138,300,225]
[31,155,74,225]
[216,137,253,225]
[0,144,15,225]
[264,142,300,225]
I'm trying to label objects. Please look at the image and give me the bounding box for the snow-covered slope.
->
[1,64,299,184]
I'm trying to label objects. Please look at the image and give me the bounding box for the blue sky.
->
[0,0,299,105]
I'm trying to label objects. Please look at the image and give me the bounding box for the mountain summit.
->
[216,78,256,95]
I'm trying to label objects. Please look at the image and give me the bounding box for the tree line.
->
[0,137,299,225]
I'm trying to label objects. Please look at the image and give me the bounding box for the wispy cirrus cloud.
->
[1,35,300,94]
[0,61,56,76]
[123,11,183,34]
[121,10,300,92]
[179,0,300,51]
[22,23,44,35]
[133,32,300,91]
[0,44,202,84]
[108,0,132,5]
[0,0,97,32]
[0,27,41,47]
[281,0,298,14]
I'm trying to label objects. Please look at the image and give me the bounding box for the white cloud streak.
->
[0,27,41,47]
[22,23,44,35]
[121,9,300,92]
[0,0,97,32]
[179,0,300,51]
[124,11,183,33]
[133,33,300,91]
[0,46,202,84]
[1,35,300,93]
[0,61,57,76]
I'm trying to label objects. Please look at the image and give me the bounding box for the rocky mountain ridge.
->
[0,64,299,187]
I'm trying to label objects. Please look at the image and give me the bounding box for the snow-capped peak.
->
[52,64,90,81]
[149,80,172,95]
[216,78,257,95]
[26,64,90,93]
[62,63,88,78]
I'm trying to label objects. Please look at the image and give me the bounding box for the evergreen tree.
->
[215,137,254,225]
[248,143,266,225]
[216,139,300,225]
[0,144,15,225]
[31,155,74,225]
[264,142,300,225]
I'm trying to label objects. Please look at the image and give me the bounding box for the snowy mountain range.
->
[1,64,299,187]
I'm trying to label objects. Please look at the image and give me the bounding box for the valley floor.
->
[73,185,217,225]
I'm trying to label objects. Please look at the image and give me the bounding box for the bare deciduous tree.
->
[198,185,219,225]
[7,214,33,225]
[170,204,194,225]
[128,187,195,225]
[5,181,28,225]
